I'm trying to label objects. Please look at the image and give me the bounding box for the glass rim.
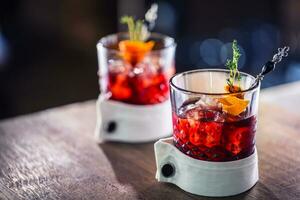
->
[96,32,176,53]
[170,68,260,95]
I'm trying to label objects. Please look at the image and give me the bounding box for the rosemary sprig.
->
[121,16,144,41]
[226,40,241,88]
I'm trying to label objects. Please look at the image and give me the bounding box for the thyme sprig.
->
[121,16,144,41]
[226,40,241,89]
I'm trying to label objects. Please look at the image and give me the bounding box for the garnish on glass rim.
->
[120,16,145,41]
[119,4,158,66]
[219,40,249,116]
[225,40,242,93]
[218,96,249,116]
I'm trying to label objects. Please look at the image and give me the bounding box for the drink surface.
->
[173,102,256,161]
[107,59,174,105]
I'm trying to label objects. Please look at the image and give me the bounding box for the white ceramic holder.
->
[95,95,172,143]
[154,137,259,197]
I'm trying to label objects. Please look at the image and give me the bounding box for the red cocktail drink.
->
[108,60,173,105]
[172,103,256,161]
[170,69,260,162]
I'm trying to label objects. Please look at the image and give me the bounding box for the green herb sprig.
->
[226,40,241,88]
[121,16,144,41]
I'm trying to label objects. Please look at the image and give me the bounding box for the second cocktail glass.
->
[95,32,176,142]
[97,32,176,105]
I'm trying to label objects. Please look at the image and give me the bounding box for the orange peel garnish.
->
[119,40,154,65]
[225,85,241,93]
[219,95,249,116]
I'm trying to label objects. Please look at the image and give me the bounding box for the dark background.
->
[0,0,299,119]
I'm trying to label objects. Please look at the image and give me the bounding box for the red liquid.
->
[107,62,174,105]
[173,106,256,161]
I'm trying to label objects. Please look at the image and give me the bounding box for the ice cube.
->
[179,100,225,123]
[178,103,199,118]
[143,54,160,69]
[206,110,225,123]
[132,66,144,75]
[109,59,130,74]
[203,122,223,147]
[213,111,225,123]
[195,96,221,110]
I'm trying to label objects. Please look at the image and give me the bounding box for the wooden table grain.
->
[1,84,300,199]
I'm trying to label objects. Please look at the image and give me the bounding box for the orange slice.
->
[119,40,155,65]
[219,96,249,116]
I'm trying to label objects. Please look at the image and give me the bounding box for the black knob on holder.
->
[105,121,117,133]
[161,163,175,178]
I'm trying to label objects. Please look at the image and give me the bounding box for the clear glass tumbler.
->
[170,69,260,161]
[97,32,176,105]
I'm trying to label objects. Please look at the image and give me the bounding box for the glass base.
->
[95,95,172,143]
[155,137,259,197]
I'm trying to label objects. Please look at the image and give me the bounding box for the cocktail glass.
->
[97,32,176,105]
[170,69,260,161]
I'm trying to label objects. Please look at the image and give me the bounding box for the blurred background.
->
[0,0,299,119]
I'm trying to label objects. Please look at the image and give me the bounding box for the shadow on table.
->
[98,142,279,200]
[99,141,201,199]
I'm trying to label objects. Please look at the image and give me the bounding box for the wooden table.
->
[1,82,300,200]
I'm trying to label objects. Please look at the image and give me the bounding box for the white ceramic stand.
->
[95,95,172,143]
[154,137,259,197]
